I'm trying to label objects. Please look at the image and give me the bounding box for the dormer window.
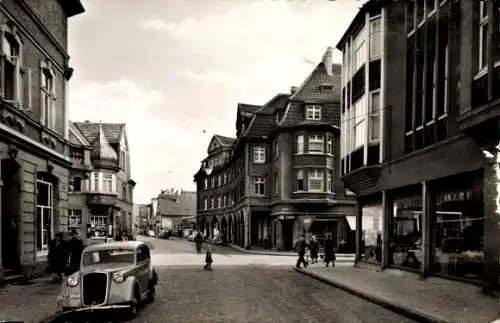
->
[319,84,334,91]
[306,105,321,120]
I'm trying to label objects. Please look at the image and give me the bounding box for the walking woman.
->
[324,234,336,267]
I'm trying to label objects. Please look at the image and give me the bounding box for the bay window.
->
[90,172,116,193]
[296,135,304,154]
[308,169,323,192]
[353,97,367,148]
[308,135,324,153]
[36,174,53,257]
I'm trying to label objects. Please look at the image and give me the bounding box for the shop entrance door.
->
[282,220,294,250]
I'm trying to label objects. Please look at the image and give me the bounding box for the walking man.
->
[294,234,308,269]
[65,230,84,276]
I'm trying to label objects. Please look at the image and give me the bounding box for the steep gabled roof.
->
[245,94,290,138]
[74,121,125,144]
[215,135,235,146]
[289,58,341,104]
[68,120,90,146]
[207,134,236,153]
[158,191,196,217]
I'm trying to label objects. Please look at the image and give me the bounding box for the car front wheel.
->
[146,285,155,303]
[125,298,138,320]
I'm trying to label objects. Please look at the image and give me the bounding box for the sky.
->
[67,0,364,204]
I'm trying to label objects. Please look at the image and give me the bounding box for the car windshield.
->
[82,248,135,266]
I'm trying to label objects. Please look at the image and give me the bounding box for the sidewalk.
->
[0,276,60,323]
[295,265,500,323]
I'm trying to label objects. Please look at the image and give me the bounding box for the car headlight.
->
[66,275,79,287]
[112,273,124,283]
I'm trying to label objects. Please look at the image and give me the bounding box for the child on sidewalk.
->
[204,245,213,271]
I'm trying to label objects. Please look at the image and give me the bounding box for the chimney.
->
[290,86,298,94]
[85,120,90,123]
[322,47,333,76]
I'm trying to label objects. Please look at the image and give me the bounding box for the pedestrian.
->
[294,234,308,269]
[65,229,84,276]
[204,245,213,271]
[310,235,319,264]
[194,231,203,254]
[47,232,66,283]
[324,234,336,267]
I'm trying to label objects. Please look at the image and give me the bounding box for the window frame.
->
[369,90,381,142]
[0,28,22,105]
[306,105,321,120]
[296,169,304,191]
[369,16,382,59]
[40,61,56,129]
[479,1,488,71]
[36,177,53,257]
[308,135,324,154]
[327,137,333,155]
[296,135,304,154]
[203,197,208,210]
[308,169,324,192]
[253,177,265,195]
[68,209,83,228]
[253,146,266,164]
[353,97,367,149]
[327,172,333,192]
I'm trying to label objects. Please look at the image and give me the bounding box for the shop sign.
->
[278,215,295,220]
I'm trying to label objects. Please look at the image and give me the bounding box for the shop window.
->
[69,209,82,228]
[361,204,383,263]
[434,189,484,280]
[390,195,423,270]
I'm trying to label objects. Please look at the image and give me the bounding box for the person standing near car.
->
[66,230,84,276]
[47,232,66,283]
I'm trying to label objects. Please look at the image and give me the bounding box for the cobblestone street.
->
[0,238,416,322]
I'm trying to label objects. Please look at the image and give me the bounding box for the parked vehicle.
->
[57,241,158,319]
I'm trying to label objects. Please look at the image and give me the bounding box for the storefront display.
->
[390,195,423,270]
[361,204,383,263]
[433,189,484,280]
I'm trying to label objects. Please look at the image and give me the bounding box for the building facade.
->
[338,0,500,289]
[0,0,85,282]
[71,121,136,243]
[67,121,92,244]
[194,48,356,251]
[154,189,196,233]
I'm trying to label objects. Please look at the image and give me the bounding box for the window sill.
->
[473,60,500,81]
[294,153,334,157]
[292,191,334,194]
[253,161,266,165]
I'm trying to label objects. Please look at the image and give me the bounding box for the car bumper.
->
[68,304,131,312]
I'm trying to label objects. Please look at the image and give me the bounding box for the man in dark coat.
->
[324,234,336,267]
[65,230,84,276]
[47,232,66,283]
[194,232,203,254]
[294,234,308,268]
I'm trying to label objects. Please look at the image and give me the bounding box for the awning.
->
[346,215,356,230]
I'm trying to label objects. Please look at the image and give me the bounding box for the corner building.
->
[0,0,85,283]
[339,0,500,289]
[194,48,356,251]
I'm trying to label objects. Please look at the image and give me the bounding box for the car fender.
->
[109,275,139,304]
[149,266,158,285]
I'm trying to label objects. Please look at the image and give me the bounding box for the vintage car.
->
[57,241,158,319]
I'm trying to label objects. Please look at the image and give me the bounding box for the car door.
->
[136,246,150,292]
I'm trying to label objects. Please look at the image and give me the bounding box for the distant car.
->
[57,241,158,319]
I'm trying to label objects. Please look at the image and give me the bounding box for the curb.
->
[293,267,452,323]
[227,244,296,256]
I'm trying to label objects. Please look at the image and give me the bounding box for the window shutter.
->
[20,67,31,110]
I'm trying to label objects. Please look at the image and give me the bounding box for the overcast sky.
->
[67,0,363,204]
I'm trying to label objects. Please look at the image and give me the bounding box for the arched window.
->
[0,24,24,105]
[40,60,56,129]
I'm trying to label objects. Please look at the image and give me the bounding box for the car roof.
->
[84,240,145,252]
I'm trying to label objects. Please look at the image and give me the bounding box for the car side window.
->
[143,246,151,260]
[136,247,145,262]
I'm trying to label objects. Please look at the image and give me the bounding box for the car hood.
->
[80,263,134,274]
